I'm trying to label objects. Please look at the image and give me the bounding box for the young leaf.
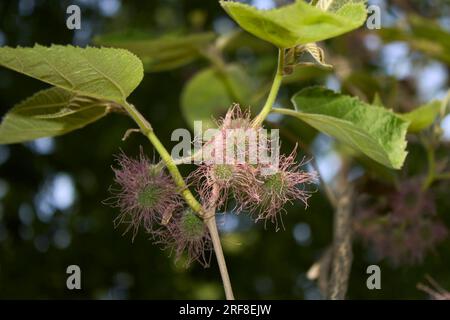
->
[181,64,252,129]
[400,100,442,133]
[283,87,409,169]
[0,45,144,103]
[0,87,110,144]
[300,43,333,68]
[219,0,367,48]
[95,32,215,72]
[316,0,365,12]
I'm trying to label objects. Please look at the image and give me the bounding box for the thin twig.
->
[327,175,354,300]
[205,184,235,300]
[121,128,140,141]
[307,246,333,297]
[206,217,235,300]
[417,275,450,300]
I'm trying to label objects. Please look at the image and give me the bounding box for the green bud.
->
[213,164,234,182]
[137,185,161,208]
[263,172,285,195]
[180,209,205,240]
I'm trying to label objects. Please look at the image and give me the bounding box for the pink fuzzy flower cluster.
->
[108,149,211,267]
[153,209,212,267]
[354,179,448,265]
[108,105,317,266]
[190,105,317,230]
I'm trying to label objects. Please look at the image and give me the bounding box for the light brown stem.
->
[206,216,235,300]
[204,184,234,300]
[327,174,354,300]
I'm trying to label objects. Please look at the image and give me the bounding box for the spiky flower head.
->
[246,148,317,230]
[153,208,212,267]
[190,104,263,210]
[203,103,259,165]
[189,162,260,211]
[192,105,317,224]
[218,103,253,131]
[109,149,182,240]
[354,179,448,265]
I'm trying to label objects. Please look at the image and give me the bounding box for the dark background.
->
[0,0,449,299]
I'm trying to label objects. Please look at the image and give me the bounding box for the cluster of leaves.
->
[0,45,144,143]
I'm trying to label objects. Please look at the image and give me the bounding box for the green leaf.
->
[219,0,367,48]
[0,44,144,103]
[379,15,450,65]
[181,64,252,129]
[0,87,110,144]
[400,100,442,133]
[94,31,215,72]
[316,0,365,12]
[340,143,398,183]
[219,30,275,54]
[285,87,409,169]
